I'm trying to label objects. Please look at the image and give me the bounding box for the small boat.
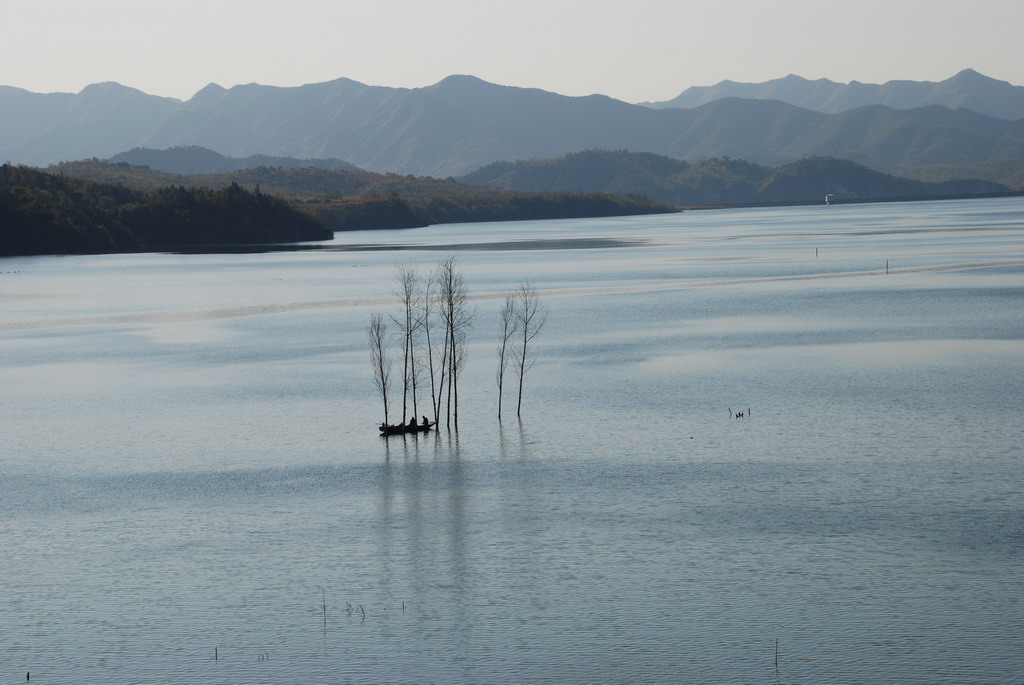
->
[379,421,435,436]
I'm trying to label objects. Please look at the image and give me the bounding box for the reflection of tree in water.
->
[498,418,535,461]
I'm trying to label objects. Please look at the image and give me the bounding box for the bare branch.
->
[496,292,518,419]
[367,312,393,425]
[512,281,547,417]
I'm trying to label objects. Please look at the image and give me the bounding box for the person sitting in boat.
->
[421,415,430,426]
[407,416,417,428]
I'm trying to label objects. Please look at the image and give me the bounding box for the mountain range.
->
[3,72,1023,178]
[643,69,1024,120]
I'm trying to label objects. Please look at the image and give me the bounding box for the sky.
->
[3,0,1023,103]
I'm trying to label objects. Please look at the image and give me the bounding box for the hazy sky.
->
[4,0,1022,102]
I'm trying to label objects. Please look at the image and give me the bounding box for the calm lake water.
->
[2,198,1023,684]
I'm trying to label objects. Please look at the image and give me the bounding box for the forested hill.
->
[47,159,677,234]
[49,157,467,196]
[461,151,1014,206]
[0,164,331,257]
[110,146,361,175]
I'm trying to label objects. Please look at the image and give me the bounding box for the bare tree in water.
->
[420,270,442,424]
[512,282,547,417]
[367,312,393,425]
[392,264,422,425]
[496,292,518,419]
[437,256,473,428]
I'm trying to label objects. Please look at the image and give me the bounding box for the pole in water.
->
[775,638,779,668]
[886,259,889,274]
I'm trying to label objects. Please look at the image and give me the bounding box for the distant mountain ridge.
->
[643,69,1024,120]
[3,72,1024,177]
[0,82,181,165]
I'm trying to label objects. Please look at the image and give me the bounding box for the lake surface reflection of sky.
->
[2,197,1022,683]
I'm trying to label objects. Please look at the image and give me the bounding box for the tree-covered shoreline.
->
[41,159,677,238]
[1,164,330,257]
[302,191,673,232]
